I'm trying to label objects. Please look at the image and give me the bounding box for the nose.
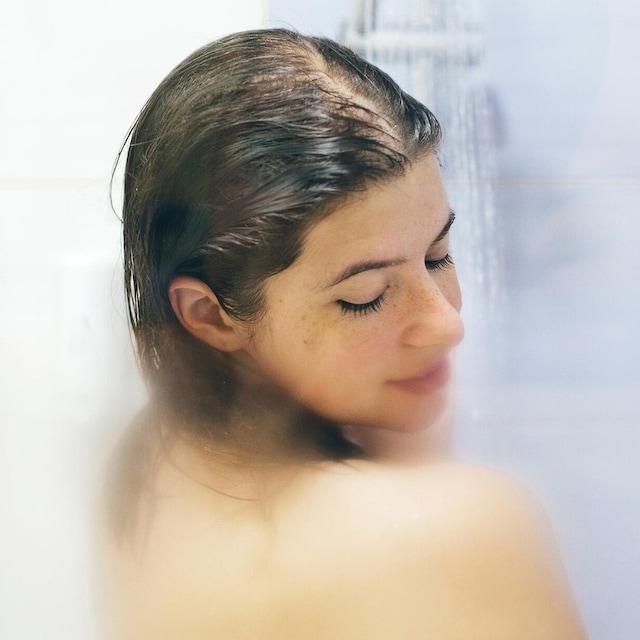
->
[400,274,464,349]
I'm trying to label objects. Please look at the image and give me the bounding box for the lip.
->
[388,359,451,394]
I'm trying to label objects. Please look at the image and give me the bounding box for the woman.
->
[104,29,585,639]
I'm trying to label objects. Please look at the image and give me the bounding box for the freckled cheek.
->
[295,317,377,371]
[294,308,325,348]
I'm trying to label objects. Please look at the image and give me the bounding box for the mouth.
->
[387,359,451,394]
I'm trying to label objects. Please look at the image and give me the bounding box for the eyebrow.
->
[326,210,456,288]
[435,210,456,242]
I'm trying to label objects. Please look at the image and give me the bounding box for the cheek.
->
[260,302,337,374]
[307,317,397,379]
[296,309,327,348]
[289,315,393,394]
[288,330,387,417]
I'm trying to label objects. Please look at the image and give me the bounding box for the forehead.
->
[299,154,449,265]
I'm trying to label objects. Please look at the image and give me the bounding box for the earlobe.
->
[168,276,246,352]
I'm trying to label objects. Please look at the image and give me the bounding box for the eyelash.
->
[425,253,455,271]
[338,293,386,317]
[338,254,454,317]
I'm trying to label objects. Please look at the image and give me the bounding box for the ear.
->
[168,276,247,352]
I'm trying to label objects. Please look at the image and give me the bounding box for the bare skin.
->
[104,440,585,640]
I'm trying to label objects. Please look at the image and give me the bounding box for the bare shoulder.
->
[104,455,586,639]
[276,459,587,640]
[285,459,558,541]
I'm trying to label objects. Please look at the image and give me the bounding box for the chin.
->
[341,402,453,460]
[389,390,452,432]
[350,398,451,435]
[304,382,454,436]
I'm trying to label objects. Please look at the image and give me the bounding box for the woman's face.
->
[238,154,464,432]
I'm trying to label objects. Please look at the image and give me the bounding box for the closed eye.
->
[338,292,386,316]
[425,253,454,271]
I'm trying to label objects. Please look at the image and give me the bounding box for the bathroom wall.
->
[268,2,640,639]
[0,2,266,638]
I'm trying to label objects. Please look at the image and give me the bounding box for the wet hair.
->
[118,28,441,458]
